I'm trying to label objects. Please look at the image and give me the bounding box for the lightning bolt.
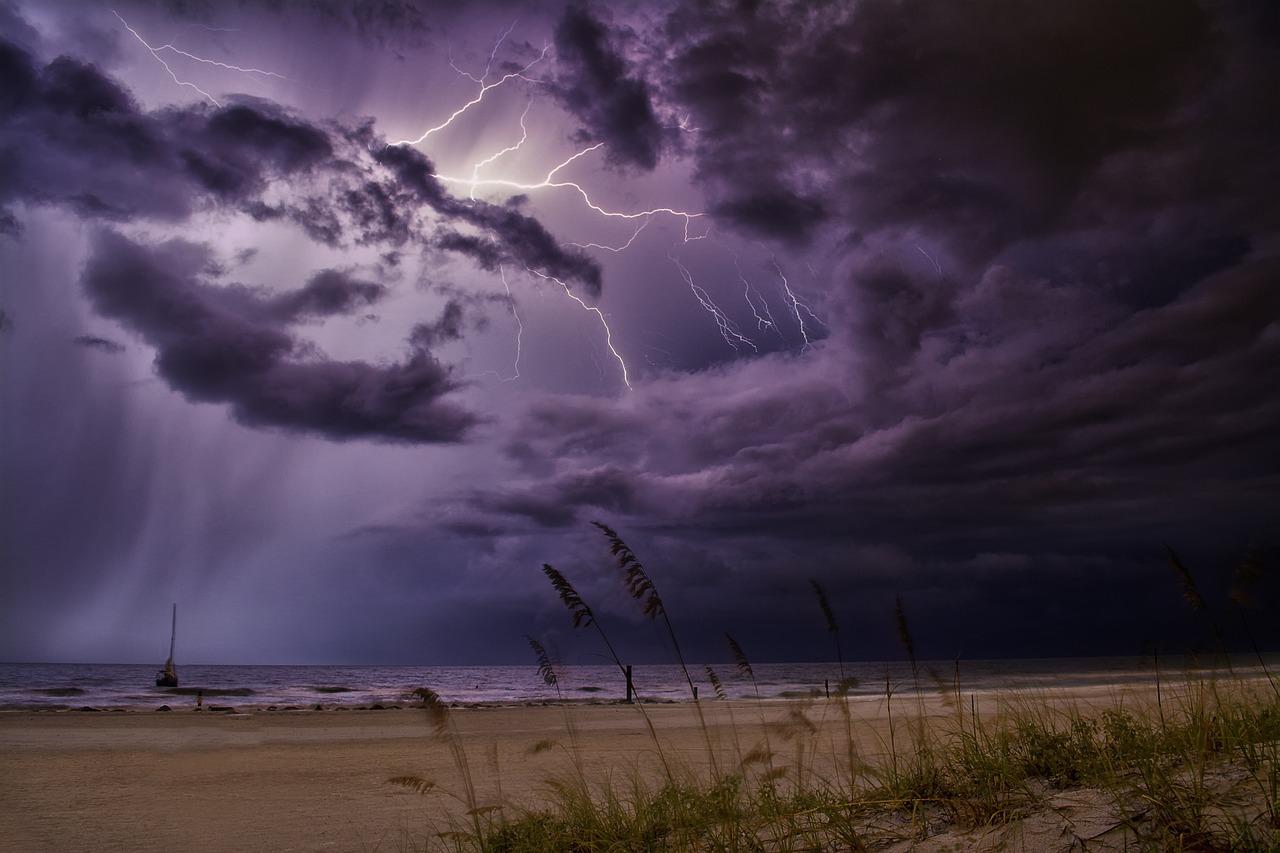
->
[388,26,549,147]
[377,21,708,384]
[433,143,704,234]
[671,255,756,353]
[733,254,781,336]
[496,264,523,382]
[468,101,533,200]
[915,245,942,276]
[113,11,285,107]
[773,258,826,349]
[522,267,631,389]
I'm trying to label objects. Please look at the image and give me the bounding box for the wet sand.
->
[0,683,1200,852]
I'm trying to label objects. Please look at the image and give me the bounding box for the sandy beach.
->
[0,683,1185,853]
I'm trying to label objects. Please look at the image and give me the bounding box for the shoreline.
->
[6,657,1273,713]
[0,668,1263,715]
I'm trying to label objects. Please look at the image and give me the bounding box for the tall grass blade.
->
[592,521,665,618]
[810,578,846,680]
[542,564,594,628]
[727,632,754,681]
[895,593,919,690]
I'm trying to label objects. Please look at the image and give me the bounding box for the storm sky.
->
[1,0,1277,666]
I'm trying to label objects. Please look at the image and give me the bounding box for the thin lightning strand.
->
[498,264,523,382]
[570,216,651,253]
[468,101,532,200]
[915,245,942,276]
[389,29,549,147]
[522,267,631,389]
[114,11,221,106]
[671,255,756,353]
[773,258,826,349]
[734,255,781,335]
[674,113,700,134]
[799,262,829,325]
[681,221,714,243]
[113,11,286,108]
[450,20,517,84]
[149,41,284,79]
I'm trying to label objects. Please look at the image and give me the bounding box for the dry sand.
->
[0,684,1187,852]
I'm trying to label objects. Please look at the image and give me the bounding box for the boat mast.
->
[168,603,176,663]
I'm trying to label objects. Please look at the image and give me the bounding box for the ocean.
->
[1,656,1274,711]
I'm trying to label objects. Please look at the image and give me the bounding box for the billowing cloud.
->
[81,230,476,443]
[0,42,328,222]
[656,0,1278,256]
[266,269,387,322]
[551,6,665,171]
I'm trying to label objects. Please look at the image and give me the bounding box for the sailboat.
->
[155,603,178,688]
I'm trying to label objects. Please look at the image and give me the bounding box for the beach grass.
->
[392,532,1279,851]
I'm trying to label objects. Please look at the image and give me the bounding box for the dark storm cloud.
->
[81,230,476,443]
[551,5,664,171]
[0,41,332,221]
[463,465,644,530]
[266,269,388,321]
[659,0,1256,252]
[177,101,333,197]
[155,0,435,48]
[423,0,1280,655]
[373,143,603,293]
[453,201,603,296]
[72,334,126,354]
[436,232,504,270]
[408,299,466,349]
[496,252,1279,542]
[710,190,826,245]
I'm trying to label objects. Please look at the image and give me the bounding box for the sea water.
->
[1,656,1274,711]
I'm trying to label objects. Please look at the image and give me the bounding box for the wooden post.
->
[693,685,698,701]
[625,665,634,704]
[825,679,830,699]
